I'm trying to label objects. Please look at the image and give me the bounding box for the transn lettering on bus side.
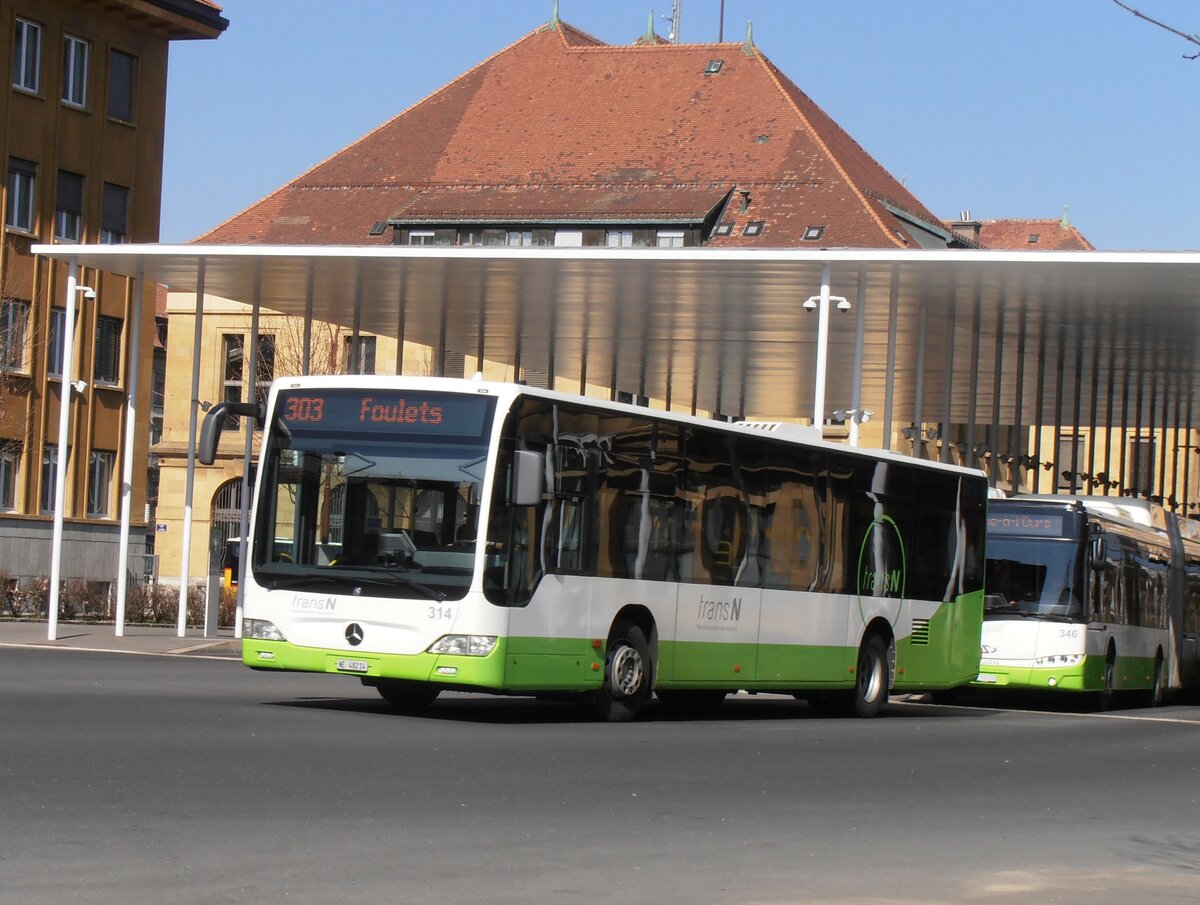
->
[860,567,902,595]
[358,397,444,425]
[698,595,742,622]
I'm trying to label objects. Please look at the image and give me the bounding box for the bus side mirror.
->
[1090,532,1105,569]
[199,402,264,465]
[511,450,545,506]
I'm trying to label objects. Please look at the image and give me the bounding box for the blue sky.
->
[161,0,1200,250]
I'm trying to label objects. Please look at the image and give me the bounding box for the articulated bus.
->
[976,496,1200,703]
[200,376,988,720]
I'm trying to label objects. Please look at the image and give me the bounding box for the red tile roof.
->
[199,21,946,248]
[979,218,1095,251]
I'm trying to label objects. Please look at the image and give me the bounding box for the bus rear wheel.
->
[592,622,652,722]
[853,635,891,718]
[1151,651,1166,707]
[372,679,440,711]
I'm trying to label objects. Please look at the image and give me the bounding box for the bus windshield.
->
[252,389,496,600]
[984,536,1085,619]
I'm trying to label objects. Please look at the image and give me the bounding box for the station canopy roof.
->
[33,243,1200,428]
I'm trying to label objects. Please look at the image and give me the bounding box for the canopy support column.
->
[811,262,832,429]
[177,261,206,635]
[848,270,867,448]
[234,264,262,640]
[881,268,899,451]
[48,257,81,641]
[114,271,144,636]
[938,303,955,464]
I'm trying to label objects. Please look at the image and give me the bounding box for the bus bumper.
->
[242,637,509,689]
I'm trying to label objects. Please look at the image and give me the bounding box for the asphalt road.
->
[2,649,1199,905]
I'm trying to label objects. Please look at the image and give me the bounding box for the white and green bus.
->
[975,496,1200,704]
[201,376,988,720]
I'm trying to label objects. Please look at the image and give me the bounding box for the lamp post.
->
[803,263,851,431]
[48,267,94,641]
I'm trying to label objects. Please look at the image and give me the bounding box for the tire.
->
[853,634,891,718]
[373,679,440,711]
[656,689,727,714]
[1151,651,1166,707]
[593,622,653,722]
[1096,649,1117,712]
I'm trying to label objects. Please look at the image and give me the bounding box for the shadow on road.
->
[263,691,1004,725]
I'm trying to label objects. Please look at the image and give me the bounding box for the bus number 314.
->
[428,606,454,621]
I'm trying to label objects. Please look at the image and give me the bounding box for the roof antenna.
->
[741,20,755,55]
[661,0,681,43]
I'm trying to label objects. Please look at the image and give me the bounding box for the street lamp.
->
[803,263,851,431]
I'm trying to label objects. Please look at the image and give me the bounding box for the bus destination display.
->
[277,390,492,437]
[986,513,1065,537]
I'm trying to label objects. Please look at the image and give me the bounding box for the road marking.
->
[895,698,1200,726]
[0,641,237,662]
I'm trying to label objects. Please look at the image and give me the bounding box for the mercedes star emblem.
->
[345,623,364,646]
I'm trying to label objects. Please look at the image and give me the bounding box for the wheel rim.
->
[860,649,884,703]
[610,642,644,698]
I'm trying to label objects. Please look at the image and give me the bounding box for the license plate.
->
[336,658,369,673]
[976,673,998,684]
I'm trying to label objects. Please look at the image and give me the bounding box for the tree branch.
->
[1112,0,1200,60]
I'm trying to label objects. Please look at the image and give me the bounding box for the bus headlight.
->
[1034,654,1083,667]
[429,635,497,656]
[244,619,287,642]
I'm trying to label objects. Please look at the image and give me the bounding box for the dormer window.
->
[1027,233,1040,244]
[742,221,764,237]
[803,225,825,241]
[714,223,733,237]
[704,59,724,75]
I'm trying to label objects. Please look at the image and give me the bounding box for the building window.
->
[47,308,65,377]
[94,315,122,385]
[107,49,136,122]
[100,182,128,243]
[222,334,244,425]
[254,335,275,406]
[6,158,36,232]
[507,230,533,247]
[656,230,685,248]
[12,19,42,93]
[0,442,20,511]
[40,446,69,514]
[88,450,115,517]
[342,335,376,375]
[223,333,274,419]
[743,221,765,237]
[606,230,633,248]
[554,230,583,247]
[55,171,84,242]
[1,299,30,372]
[1128,436,1156,496]
[408,230,435,246]
[1056,434,1085,491]
[803,225,826,241]
[62,35,90,108]
[713,223,733,237]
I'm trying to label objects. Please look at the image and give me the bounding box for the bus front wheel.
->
[593,622,652,722]
[373,679,440,711]
[853,635,891,718]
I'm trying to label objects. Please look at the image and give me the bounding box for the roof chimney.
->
[949,210,982,244]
